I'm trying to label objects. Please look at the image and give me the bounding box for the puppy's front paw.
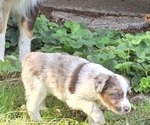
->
[88,116,105,125]
[90,110,106,125]
[28,111,42,121]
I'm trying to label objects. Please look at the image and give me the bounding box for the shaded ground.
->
[40,0,150,32]
[43,0,150,16]
[40,6,150,33]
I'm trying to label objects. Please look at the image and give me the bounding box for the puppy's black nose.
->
[124,106,130,112]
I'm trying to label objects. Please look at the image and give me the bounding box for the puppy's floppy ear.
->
[94,73,110,93]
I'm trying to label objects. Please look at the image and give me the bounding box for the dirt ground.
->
[40,5,150,33]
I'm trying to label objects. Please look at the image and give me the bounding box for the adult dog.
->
[22,52,131,125]
[0,0,44,62]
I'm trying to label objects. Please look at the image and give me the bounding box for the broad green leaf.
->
[5,55,18,61]
[135,47,145,59]
[102,59,117,72]
[48,22,59,28]
[71,22,80,33]
[117,43,129,51]
[5,42,10,49]
[87,54,99,63]
[73,52,83,57]
[115,62,133,69]
[82,39,96,48]
[69,40,83,49]
[131,75,141,87]
[139,76,150,93]
[132,63,144,71]
[64,21,72,28]
[56,29,67,36]
[115,50,127,59]
[131,39,141,45]
[146,31,150,35]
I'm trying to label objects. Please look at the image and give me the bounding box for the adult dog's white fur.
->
[22,52,131,125]
[0,0,43,62]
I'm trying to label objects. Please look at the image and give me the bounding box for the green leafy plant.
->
[4,15,150,93]
[0,56,21,77]
[5,16,19,55]
[138,76,150,93]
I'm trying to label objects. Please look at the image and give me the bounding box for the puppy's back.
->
[21,52,89,99]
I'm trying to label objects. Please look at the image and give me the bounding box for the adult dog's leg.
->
[0,5,10,61]
[18,6,39,62]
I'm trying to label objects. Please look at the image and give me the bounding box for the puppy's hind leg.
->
[26,78,47,121]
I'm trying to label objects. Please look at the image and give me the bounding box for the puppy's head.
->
[94,73,131,114]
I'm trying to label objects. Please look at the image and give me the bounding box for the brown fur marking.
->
[21,17,32,38]
[69,63,87,93]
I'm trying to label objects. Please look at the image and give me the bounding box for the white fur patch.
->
[1,0,42,19]
[18,27,31,62]
[0,32,5,62]
[116,75,131,113]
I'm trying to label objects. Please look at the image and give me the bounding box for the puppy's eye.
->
[112,92,120,99]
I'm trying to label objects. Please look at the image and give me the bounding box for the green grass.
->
[0,79,150,125]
